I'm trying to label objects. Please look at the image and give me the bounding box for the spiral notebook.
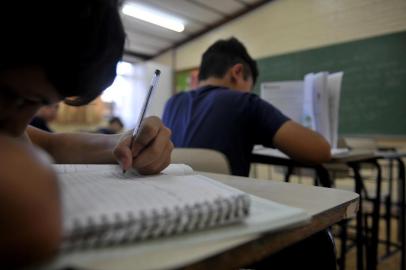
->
[54,164,251,250]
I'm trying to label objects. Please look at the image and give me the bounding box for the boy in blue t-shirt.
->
[163,37,331,177]
[163,37,336,270]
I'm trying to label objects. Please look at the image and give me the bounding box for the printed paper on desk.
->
[260,81,304,123]
[327,72,344,149]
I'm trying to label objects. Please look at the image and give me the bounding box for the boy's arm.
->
[27,125,119,163]
[273,120,332,164]
[0,135,61,268]
[27,116,173,174]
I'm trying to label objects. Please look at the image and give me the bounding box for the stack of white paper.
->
[260,71,344,149]
[327,72,344,148]
[260,81,304,123]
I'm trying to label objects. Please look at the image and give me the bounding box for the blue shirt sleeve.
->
[245,94,290,148]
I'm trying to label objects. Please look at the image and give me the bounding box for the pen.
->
[123,69,161,173]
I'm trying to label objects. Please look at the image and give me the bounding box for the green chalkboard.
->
[253,31,406,136]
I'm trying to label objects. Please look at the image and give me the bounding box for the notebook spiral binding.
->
[61,194,250,251]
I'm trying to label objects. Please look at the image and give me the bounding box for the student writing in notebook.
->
[162,38,336,269]
[0,0,172,268]
[163,37,331,177]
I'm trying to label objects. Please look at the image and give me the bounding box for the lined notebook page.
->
[59,171,249,234]
[54,164,194,176]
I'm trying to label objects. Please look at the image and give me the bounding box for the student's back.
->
[163,85,288,176]
[164,37,331,177]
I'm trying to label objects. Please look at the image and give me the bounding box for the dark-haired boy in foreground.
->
[0,1,172,267]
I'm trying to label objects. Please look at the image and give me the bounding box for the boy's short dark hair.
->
[198,37,258,84]
[0,0,125,106]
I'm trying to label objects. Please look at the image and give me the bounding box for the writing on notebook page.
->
[58,165,250,250]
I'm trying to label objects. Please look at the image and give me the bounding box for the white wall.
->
[154,0,406,71]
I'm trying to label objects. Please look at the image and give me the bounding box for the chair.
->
[171,148,231,175]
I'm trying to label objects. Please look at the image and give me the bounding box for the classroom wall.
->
[153,0,406,71]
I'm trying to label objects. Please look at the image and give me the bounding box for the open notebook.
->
[41,164,311,269]
[55,164,251,250]
[54,164,310,254]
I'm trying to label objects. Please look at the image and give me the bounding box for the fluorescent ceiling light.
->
[122,3,185,33]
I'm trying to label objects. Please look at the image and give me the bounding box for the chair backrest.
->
[171,148,231,175]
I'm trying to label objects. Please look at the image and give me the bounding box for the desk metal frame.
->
[251,151,405,270]
[374,153,406,270]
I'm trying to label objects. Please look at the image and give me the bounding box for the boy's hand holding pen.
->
[112,70,174,175]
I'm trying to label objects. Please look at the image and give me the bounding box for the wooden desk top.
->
[204,173,358,217]
[47,174,358,270]
[184,173,359,269]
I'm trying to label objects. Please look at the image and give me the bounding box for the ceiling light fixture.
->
[122,3,185,33]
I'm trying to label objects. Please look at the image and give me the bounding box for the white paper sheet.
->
[327,72,344,149]
[260,81,304,123]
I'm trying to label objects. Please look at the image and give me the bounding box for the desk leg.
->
[284,165,294,182]
[315,166,332,188]
[368,161,382,270]
[348,162,365,270]
[338,220,348,270]
[385,159,393,255]
[396,158,405,270]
